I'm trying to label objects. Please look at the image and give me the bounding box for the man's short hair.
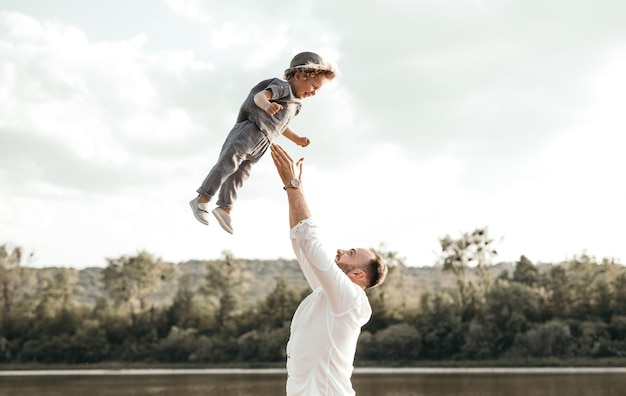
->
[365,249,387,289]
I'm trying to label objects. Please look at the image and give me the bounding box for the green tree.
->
[0,245,29,320]
[35,268,79,320]
[255,278,301,328]
[167,274,202,329]
[576,320,611,357]
[102,250,175,327]
[512,320,574,358]
[543,264,570,318]
[415,291,465,359]
[365,245,415,331]
[201,251,252,333]
[592,278,613,323]
[611,274,626,316]
[154,326,202,362]
[237,324,290,362]
[0,245,38,354]
[567,252,607,320]
[460,320,493,359]
[438,228,497,320]
[468,280,540,357]
[607,315,626,355]
[512,255,538,287]
[358,323,421,361]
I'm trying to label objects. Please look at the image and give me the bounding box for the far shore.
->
[2,366,626,376]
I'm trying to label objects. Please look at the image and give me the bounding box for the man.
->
[270,143,388,396]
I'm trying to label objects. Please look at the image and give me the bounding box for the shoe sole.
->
[212,209,234,234]
[189,200,209,226]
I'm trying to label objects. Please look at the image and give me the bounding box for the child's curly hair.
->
[283,52,337,81]
[284,67,336,81]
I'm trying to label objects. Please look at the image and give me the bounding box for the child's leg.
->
[192,149,240,227]
[210,159,253,234]
[211,132,269,234]
[216,159,254,210]
[196,123,253,201]
[212,125,270,210]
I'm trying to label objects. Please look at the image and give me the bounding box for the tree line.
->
[1,228,625,365]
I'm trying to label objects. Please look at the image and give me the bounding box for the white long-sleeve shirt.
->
[286,219,372,396]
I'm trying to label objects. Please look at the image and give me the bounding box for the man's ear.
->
[350,269,366,281]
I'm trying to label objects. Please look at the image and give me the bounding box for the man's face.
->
[335,248,373,273]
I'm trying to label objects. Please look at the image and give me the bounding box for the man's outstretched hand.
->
[270,143,303,187]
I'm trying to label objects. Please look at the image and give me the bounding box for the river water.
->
[1,368,625,396]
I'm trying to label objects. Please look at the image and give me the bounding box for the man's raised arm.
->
[270,143,311,229]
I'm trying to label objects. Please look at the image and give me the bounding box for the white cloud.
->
[163,0,212,23]
[210,22,254,49]
[2,1,626,268]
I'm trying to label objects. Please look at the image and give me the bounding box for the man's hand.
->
[270,144,303,186]
[270,144,310,228]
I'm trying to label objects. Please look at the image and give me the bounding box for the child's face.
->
[291,72,328,99]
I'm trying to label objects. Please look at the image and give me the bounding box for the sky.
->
[1,0,625,269]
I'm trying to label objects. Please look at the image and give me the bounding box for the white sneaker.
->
[189,198,210,226]
[212,207,233,234]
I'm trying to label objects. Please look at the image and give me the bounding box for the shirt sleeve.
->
[268,81,291,101]
[290,219,362,314]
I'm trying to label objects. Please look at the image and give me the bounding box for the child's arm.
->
[254,90,283,116]
[283,126,311,147]
[255,89,310,147]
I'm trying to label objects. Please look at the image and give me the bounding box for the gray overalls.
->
[197,78,301,209]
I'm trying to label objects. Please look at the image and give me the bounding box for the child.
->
[190,52,336,234]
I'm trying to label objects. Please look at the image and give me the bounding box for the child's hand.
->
[265,103,283,116]
[298,137,311,147]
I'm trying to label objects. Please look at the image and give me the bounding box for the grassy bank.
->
[1,358,626,371]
